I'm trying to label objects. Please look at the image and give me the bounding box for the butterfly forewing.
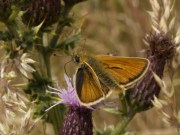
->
[95,55,149,87]
[76,62,109,105]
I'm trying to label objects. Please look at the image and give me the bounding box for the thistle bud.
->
[126,32,176,111]
[22,0,61,28]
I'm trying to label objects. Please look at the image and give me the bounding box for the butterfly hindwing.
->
[76,62,111,105]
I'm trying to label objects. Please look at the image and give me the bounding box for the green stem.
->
[37,44,65,135]
[42,5,73,135]
[47,105,66,135]
[49,19,71,51]
[35,37,47,78]
[119,94,128,114]
[43,49,52,79]
[49,5,72,51]
[40,44,64,135]
[111,112,136,135]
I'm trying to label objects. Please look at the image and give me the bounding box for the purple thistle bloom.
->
[48,75,93,135]
[58,75,81,106]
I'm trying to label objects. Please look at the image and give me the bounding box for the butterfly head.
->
[72,53,82,64]
[74,55,81,63]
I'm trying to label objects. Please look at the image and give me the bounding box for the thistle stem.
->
[34,33,65,135]
[111,112,136,135]
[43,49,52,79]
[49,5,72,51]
[42,47,66,135]
[47,105,65,135]
[43,5,73,135]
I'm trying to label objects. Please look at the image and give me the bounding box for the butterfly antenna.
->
[81,38,87,55]
[64,60,72,77]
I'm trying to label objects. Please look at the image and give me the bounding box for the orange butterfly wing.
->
[76,62,111,105]
[95,55,149,87]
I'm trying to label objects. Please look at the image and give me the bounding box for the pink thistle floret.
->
[56,75,81,106]
[47,75,93,135]
[46,75,82,112]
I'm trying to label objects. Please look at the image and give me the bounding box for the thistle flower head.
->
[125,0,177,112]
[48,75,94,135]
[22,0,61,28]
[48,75,81,107]
[146,32,176,60]
[125,32,176,112]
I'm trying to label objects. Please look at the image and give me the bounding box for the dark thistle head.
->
[22,0,61,29]
[147,32,175,62]
[125,32,176,112]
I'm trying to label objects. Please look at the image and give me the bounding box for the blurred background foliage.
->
[0,0,179,135]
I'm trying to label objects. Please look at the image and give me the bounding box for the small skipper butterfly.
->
[73,52,149,106]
